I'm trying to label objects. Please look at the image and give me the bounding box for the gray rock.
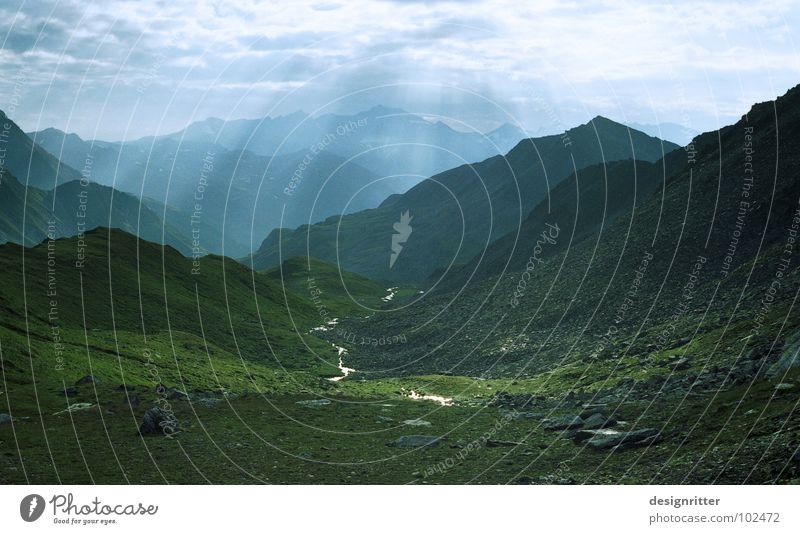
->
[166,388,189,400]
[587,428,661,450]
[767,333,800,379]
[544,415,584,431]
[403,418,432,427]
[139,407,178,435]
[375,415,394,423]
[0,413,13,424]
[387,435,440,448]
[485,439,522,447]
[75,375,96,385]
[62,387,78,397]
[124,395,141,407]
[581,413,616,430]
[775,383,795,391]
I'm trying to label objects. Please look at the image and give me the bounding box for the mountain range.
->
[250,117,679,283]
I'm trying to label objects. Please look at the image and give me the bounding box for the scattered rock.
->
[775,383,795,391]
[75,375,96,386]
[581,413,616,430]
[544,415,584,431]
[139,407,178,435]
[166,388,189,400]
[0,413,13,424]
[387,435,440,448]
[586,428,662,450]
[403,418,432,427]
[295,399,331,407]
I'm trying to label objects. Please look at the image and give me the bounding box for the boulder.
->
[166,388,189,400]
[62,387,78,397]
[544,415,584,431]
[775,383,795,391]
[124,395,141,407]
[387,435,440,448]
[194,398,218,408]
[139,407,178,435]
[0,413,13,424]
[581,413,616,430]
[586,428,661,450]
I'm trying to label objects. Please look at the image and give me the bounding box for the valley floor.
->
[2,372,798,484]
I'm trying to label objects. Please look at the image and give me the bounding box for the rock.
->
[672,357,691,371]
[166,388,189,400]
[586,428,661,450]
[581,413,616,430]
[403,418,432,427]
[767,333,800,379]
[125,395,141,407]
[375,415,394,423]
[791,449,800,464]
[775,383,795,391]
[387,435,440,448]
[0,413,13,424]
[75,375,96,385]
[295,399,331,407]
[62,386,78,397]
[139,407,178,435]
[544,415,584,431]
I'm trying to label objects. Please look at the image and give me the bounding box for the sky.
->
[1,0,799,141]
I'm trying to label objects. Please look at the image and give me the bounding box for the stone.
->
[125,395,141,407]
[139,407,178,435]
[775,383,795,391]
[581,413,616,430]
[485,439,522,447]
[387,435,440,448]
[587,428,661,450]
[544,415,584,431]
[166,388,189,400]
[62,387,78,397]
[0,413,13,424]
[375,415,394,423]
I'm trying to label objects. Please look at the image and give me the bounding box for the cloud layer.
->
[1,0,798,139]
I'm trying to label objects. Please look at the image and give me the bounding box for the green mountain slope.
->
[334,85,800,391]
[0,110,83,189]
[250,117,679,284]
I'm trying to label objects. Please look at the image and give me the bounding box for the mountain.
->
[626,121,698,146]
[28,127,393,257]
[249,117,679,283]
[335,85,800,383]
[0,110,83,189]
[0,168,193,254]
[0,228,344,411]
[155,105,528,188]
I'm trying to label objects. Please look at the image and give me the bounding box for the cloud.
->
[0,0,798,139]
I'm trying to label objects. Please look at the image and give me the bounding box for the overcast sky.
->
[1,0,799,140]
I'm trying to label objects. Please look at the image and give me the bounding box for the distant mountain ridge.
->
[249,116,680,283]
